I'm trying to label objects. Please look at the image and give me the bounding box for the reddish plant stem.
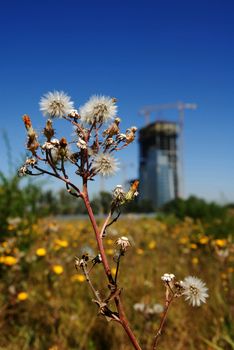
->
[82,179,142,350]
[152,296,174,349]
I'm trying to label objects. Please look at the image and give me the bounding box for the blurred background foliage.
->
[0,166,233,349]
[1,169,234,237]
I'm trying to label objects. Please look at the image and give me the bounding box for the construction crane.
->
[139,101,197,198]
[139,101,197,127]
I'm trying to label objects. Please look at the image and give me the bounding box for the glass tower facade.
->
[139,121,179,208]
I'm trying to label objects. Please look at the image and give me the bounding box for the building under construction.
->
[139,121,180,209]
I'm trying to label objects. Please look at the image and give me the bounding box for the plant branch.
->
[82,178,142,350]
[152,295,174,349]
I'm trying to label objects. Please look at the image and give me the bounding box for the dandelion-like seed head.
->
[181,276,209,307]
[92,153,118,177]
[80,95,117,124]
[40,91,74,118]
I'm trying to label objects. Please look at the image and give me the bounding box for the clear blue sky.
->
[0,0,233,202]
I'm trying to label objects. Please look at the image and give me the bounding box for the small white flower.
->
[7,217,22,226]
[68,109,79,118]
[41,138,60,151]
[161,273,175,282]
[80,95,117,124]
[77,138,87,149]
[92,153,118,177]
[25,157,37,167]
[40,91,74,118]
[42,142,54,150]
[18,165,28,177]
[152,303,164,314]
[181,276,209,307]
[133,303,145,312]
[116,236,131,251]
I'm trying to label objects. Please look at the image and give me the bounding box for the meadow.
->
[0,214,233,350]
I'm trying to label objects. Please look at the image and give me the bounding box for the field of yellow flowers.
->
[0,216,233,350]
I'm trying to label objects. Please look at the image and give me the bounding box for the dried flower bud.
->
[112,185,125,204]
[68,109,80,119]
[103,118,120,137]
[18,165,28,177]
[59,137,68,148]
[125,180,139,202]
[22,114,32,130]
[125,126,137,145]
[105,137,114,146]
[58,137,69,158]
[75,255,88,269]
[22,115,39,154]
[116,133,126,142]
[116,236,131,252]
[92,254,102,264]
[25,158,37,167]
[161,273,175,282]
[18,157,38,177]
[43,119,54,141]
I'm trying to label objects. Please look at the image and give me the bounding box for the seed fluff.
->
[181,276,209,307]
[39,91,74,118]
[79,95,117,124]
[92,153,118,177]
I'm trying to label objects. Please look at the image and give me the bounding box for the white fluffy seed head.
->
[92,153,119,177]
[79,95,117,124]
[39,91,74,118]
[181,276,209,307]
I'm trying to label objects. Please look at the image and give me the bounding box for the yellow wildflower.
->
[54,239,68,248]
[17,292,28,301]
[2,256,17,266]
[36,248,47,256]
[179,237,188,244]
[192,257,199,265]
[190,243,197,250]
[52,265,64,275]
[199,236,209,245]
[136,248,144,255]
[221,273,227,280]
[148,241,156,249]
[111,267,117,275]
[106,239,114,245]
[215,239,227,248]
[71,274,86,282]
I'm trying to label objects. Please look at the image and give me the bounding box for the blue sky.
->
[0,0,233,202]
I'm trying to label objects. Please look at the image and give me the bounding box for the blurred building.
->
[139,121,180,208]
